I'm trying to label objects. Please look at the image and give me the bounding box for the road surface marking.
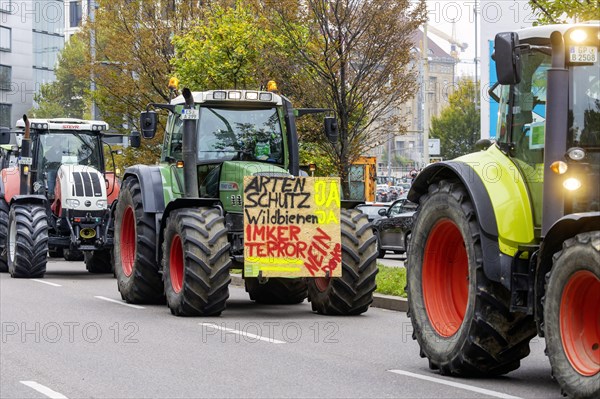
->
[388,370,523,399]
[94,296,145,309]
[31,279,62,287]
[200,323,287,344]
[20,381,68,399]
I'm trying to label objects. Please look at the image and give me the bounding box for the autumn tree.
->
[269,0,427,196]
[529,0,600,24]
[429,79,480,160]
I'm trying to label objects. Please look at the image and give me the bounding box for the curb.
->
[230,274,408,313]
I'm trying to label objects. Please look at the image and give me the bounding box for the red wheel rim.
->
[422,219,469,337]
[315,277,330,292]
[560,270,600,377]
[170,234,184,293]
[120,206,136,277]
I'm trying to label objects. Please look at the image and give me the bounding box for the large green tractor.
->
[114,87,378,317]
[406,23,599,398]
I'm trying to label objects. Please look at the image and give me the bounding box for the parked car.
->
[356,203,390,223]
[376,185,390,202]
[372,198,417,258]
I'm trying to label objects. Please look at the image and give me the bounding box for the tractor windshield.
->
[197,107,284,164]
[35,131,103,194]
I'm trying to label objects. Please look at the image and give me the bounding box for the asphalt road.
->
[1,259,561,399]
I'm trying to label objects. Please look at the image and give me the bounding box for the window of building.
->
[0,26,10,51]
[0,65,11,90]
[70,1,82,28]
[0,103,11,127]
[1,1,11,13]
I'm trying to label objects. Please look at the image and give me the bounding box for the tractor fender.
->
[408,161,509,286]
[10,195,48,206]
[535,212,600,335]
[122,165,165,214]
[157,197,222,261]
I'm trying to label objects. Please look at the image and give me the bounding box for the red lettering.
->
[266,226,277,241]
[277,226,289,242]
[289,225,301,241]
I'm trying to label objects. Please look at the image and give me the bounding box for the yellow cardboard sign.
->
[243,176,341,278]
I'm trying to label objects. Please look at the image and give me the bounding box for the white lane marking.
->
[31,279,62,287]
[388,370,523,399]
[20,381,68,399]
[200,323,286,344]
[94,296,145,309]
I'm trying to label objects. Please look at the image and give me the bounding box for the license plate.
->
[569,46,598,63]
[181,108,199,120]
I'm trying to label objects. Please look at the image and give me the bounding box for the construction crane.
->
[427,23,468,61]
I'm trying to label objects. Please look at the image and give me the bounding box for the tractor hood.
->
[55,164,107,212]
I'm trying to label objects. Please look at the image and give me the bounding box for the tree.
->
[429,79,480,160]
[31,35,87,118]
[529,0,600,24]
[270,0,427,196]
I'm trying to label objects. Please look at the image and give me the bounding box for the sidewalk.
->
[230,273,408,312]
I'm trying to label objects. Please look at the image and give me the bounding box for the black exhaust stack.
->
[182,88,199,198]
[20,114,31,195]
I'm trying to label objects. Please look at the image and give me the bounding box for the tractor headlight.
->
[563,178,582,191]
[566,147,585,161]
[65,199,80,208]
[96,200,107,208]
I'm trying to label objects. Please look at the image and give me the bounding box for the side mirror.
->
[494,32,521,85]
[0,128,10,145]
[140,111,157,139]
[324,117,338,144]
[130,131,141,148]
[378,208,387,216]
[475,138,492,151]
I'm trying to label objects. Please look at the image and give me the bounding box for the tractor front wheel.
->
[114,177,163,303]
[543,232,599,399]
[7,203,48,278]
[245,278,307,304]
[307,209,378,315]
[162,208,231,316]
[0,199,8,272]
[406,180,536,376]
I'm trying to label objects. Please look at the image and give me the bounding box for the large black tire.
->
[162,208,231,316]
[48,246,64,258]
[307,209,378,315]
[0,199,8,272]
[85,250,113,274]
[63,248,84,261]
[543,232,599,399]
[406,180,536,376]
[7,203,48,278]
[245,278,307,304]
[114,177,163,303]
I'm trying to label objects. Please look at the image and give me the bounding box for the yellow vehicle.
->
[348,156,376,202]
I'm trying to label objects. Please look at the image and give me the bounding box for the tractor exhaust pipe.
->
[182,88,199,198]
[20,114,31,195]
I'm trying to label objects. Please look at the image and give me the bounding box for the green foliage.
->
[299,142,336,176]
[31,35,87,118]
[376,265,407,297]
[529,0,600,24]
[429,79,480,160]
[172,4,275,90]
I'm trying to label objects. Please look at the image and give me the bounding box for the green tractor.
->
[114,87,378,316]
[406,23,599,398]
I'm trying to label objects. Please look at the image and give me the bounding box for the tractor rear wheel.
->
[7,203,48,278]
[406,180,536,376]
[63,248,84,261]
[0,199,8,272]
[85,250,113,274]
[114,177,163,303]
[162,208,231,316]
[245,278,307,304]
[543,232,599,399]
[307,209,378,315]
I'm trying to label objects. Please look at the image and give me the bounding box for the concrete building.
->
[0,0,65,127]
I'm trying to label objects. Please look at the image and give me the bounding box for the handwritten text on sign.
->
[243,176,341,278]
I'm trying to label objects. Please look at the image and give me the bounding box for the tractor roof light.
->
[267,80,278,92]
[566,147,586,161]
[570,29,588,43]
[168,77,179,90]
[563,177,582,191]
[245,91,258,100]
[213,91,226,100]
[550,161,568,175]
[228,91,242,100]
[259,93,273,102]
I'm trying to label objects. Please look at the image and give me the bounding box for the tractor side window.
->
[166,114,183,161]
